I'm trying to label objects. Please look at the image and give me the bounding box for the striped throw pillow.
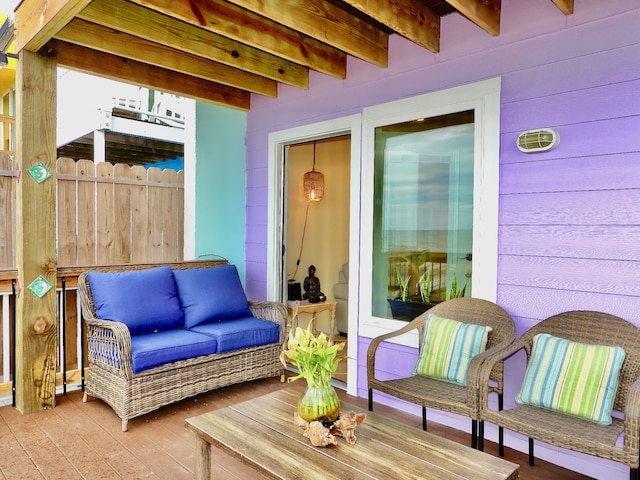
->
[516,333,626,425]
[413,314,492,386]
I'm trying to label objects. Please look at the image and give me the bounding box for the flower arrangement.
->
[280,326,345,389]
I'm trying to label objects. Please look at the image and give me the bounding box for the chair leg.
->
[368,389,373,411]
[529,438,535,466]
[471,420,477,449]
[630,468,639,480]
[498,394,504,457]
[422,406,427,431]
[478,421,485,451]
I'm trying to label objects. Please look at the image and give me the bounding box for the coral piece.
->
[331,411,367,445]
[293,410,366,447]
[305,421,338,447]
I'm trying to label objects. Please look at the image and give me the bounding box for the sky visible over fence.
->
[0,2,17,14]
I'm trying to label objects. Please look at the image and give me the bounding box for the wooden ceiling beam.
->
[342,0,440,53]
[50,40,251,111]
[130,0,347,79]
[14,0,92,51]
[447,0,501,36]
[55,19,277,97]
[551,0,574,15]
[79,0,309,89]
[227,0,389,67]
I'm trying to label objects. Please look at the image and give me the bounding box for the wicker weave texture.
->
[478,310,640,469]
[368,298,516,422]
[78,263,287,431]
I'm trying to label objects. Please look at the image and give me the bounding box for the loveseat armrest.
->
[84,317,135,379]
[249,300,288,344]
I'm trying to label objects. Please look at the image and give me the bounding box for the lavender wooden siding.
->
[245,3,640,478]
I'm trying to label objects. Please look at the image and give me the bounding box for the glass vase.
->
[297,385,340,423]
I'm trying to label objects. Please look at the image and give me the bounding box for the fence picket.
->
[131,165,148,263]
[76,160,96,265]
[113,163,132,264]
[147,167,164,262]
[57,158,77,265]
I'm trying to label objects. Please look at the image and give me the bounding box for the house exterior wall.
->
[193,103,247,277]
[245,2,640,478]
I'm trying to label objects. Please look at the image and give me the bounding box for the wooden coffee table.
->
[185,387,519,480]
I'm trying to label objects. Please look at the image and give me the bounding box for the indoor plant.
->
[280,326,345,422]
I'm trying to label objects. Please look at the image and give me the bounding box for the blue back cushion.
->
[88,266,184,335]
[173,265,253,329]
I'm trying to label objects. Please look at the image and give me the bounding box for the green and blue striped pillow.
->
[516,333,626,425]
[413,314,492,386]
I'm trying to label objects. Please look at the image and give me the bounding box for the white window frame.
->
[359,78,502,345]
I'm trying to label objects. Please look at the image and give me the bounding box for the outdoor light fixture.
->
[517,128,560,153]
[303,141,324,202]
[0,52,18,67]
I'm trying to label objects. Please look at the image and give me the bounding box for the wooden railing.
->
[0,260,226,405]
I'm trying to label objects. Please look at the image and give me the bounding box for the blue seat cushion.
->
[173,265,253,329]
[131,329,218,373]
[88,266,184,335]
[189,317,280,353]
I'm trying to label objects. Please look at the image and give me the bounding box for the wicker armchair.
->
[367,297,516,448]
[478,311,640,480]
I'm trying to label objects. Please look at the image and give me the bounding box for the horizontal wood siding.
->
[498,39,640,325]
[246,6,640,478]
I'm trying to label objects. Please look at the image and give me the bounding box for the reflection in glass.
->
[372,111,474,320]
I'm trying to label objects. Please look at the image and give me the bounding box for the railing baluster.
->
[11,278,16,407]
[61,276,67,396]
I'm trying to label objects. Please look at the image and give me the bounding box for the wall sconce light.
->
[303,141,324,201]
[0,52,18,67]
[517,128,560,153]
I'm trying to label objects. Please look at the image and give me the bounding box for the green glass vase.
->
[297,385,340,423]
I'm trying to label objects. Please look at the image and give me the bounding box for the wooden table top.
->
[185,386,519,480]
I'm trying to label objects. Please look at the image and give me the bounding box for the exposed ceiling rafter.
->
[14,0,575,112]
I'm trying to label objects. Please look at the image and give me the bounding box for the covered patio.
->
[3,1,640,479]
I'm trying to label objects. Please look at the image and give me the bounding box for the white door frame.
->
[267,114,361,395]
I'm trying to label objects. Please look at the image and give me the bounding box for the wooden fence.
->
[0,153,184,268]
[0,152,184,395]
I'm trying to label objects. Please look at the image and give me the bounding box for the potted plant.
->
[387,250,436,320]
[447,272,467,300]
[280,326,345,422]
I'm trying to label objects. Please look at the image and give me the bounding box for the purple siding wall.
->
[245,3,640,478]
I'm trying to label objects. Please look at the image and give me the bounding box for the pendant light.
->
[303,141,324,201]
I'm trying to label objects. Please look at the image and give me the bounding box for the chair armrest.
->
[465,334,518,408]
[249,300,288,344]
[84,317,134,379]
[624,376,640,452]
[478,339,527,411]
[367,318,423,384]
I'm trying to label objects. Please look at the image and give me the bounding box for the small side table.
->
[287,300,337,340]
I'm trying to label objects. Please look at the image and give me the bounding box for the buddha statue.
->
[303,265,326,303]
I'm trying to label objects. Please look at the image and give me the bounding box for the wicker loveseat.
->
[367,297,516,448]
[478,311,640,480]
[78,261,287,431]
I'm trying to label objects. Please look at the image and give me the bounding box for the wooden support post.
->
[15,49,57,413]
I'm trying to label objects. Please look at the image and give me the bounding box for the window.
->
[372,111,474,320]
[360,78,500,340]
